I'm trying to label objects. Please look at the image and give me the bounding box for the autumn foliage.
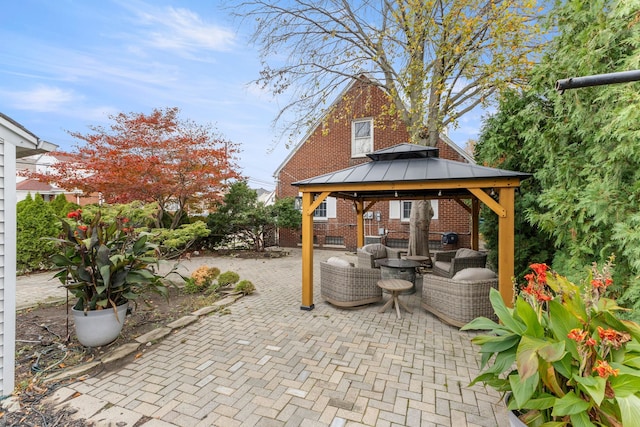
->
[28,108,240,229]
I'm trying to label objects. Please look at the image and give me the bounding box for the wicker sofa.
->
[422,268,498,327]
[431,248,487,278]
[320,257,382,307]
[356,243,405,269]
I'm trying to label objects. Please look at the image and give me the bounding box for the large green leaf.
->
[461,317,502,331]
[489,288,525,334]
[616,394,640,427]
[517,336,565,381]
[573,375,605,406]
[551,391,590,417]
[610,374,640,398]
[510,372,539,407]
[569,411,597,427]
[472,333,520,354]
[515,297,544,338]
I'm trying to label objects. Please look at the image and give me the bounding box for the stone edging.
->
[43,293,245,385]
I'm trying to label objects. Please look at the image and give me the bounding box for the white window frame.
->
[393,200,439,222]
[351,118,373,158]
[312,197,336,221]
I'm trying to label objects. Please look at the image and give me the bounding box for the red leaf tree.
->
[31,107,241,229]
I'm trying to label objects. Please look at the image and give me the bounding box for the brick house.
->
[274,78,474,251]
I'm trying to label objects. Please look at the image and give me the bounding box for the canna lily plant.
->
[51,209,173,313]
[463,258,640,426]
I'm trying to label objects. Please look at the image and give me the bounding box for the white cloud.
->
[121,2,236,56]
[3,85,78,112]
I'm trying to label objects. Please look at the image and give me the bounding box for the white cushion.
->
[434,261,451,272]
[452,268,497,282]
[326,256,352,267]
[455,248,481,258]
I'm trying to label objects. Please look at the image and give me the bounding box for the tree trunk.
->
[407,200,434,258]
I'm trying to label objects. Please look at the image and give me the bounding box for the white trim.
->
[3,142,16,396]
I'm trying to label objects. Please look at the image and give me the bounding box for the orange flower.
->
[593,360,619,378]
[598,326,631,350]
[568,328,588,342]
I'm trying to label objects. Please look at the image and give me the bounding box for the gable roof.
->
[272,78,473,179]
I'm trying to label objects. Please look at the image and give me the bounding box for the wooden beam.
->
[498,188,515,307]
[469,188,506,217]
[300,192,315,310]
[299,177,522,193]
[304,191,331,216]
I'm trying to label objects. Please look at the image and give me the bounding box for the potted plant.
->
[51,209,173,347]
[462,258,640,426]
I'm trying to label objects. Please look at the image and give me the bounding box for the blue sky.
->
[1,1,484,190]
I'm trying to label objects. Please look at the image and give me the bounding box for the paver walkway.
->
[18,249,508,426]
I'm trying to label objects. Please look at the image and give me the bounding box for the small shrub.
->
[235,280,255,295]
[218,271,240,286]
[183,278,201,294]
[184,266,220,293]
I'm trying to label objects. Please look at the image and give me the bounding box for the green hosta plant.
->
[463,259,640,426]
[51,209,175,312]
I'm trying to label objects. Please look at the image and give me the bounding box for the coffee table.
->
[376,258,420,294]
[377,279,414,319]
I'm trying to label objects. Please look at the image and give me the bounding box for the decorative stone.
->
[135,327,172,344]
[101,343,141,364]
[166,315,198,329]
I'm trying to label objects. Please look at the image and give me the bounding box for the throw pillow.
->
[326,256,352,267]
[455,248,481,258]
[452,268,497,282]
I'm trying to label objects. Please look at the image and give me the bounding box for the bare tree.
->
[239,0,544,254]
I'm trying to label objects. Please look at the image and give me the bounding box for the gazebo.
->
[292,143,530,310]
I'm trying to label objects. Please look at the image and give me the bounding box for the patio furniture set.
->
[320,243,498,326]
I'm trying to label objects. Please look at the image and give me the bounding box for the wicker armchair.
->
[320,261,382,307]
[356,243,405,269]
[431,248,487,278]
[422,270,498,327]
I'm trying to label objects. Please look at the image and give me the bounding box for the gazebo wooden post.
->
[300,191,315,310]
[498,188,515,306]
[471,198,480,251]
[355,199,365,248]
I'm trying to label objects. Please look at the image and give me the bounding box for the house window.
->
[314,201,327,219]
[312,197,336,221]
[401,201,412,221]
[352,118,373,157]
[397,200,439,221]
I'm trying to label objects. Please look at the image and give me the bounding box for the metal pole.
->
[556,70,640,91]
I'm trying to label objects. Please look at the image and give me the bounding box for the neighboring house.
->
[274,78,474,251]
[0,112,56,396]
[16,151,100,205]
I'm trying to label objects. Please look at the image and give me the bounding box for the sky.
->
[1,0,485,191]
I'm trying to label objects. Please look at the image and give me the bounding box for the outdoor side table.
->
[377,279,414,319]
[376,258,420,294]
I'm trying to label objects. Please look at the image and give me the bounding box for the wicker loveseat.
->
[356,243,405,269]
[422,268,498,327]
[431,248,487,278]
[320,257,382,307]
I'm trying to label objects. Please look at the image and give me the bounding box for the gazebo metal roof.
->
[293,142,530,311]
[293,143,530,200]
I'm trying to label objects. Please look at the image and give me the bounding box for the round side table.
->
[377,279,413,319]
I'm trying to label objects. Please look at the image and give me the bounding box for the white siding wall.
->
[0,140,16,396]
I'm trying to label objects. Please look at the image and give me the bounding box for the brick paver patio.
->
[35,249,509,426]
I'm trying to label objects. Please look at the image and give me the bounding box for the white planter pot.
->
[72,302,128,347]
[505,394,527,427]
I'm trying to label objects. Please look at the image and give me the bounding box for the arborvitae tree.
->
[17,193,60,272]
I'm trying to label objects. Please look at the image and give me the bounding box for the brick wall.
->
[276,79,472,251]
